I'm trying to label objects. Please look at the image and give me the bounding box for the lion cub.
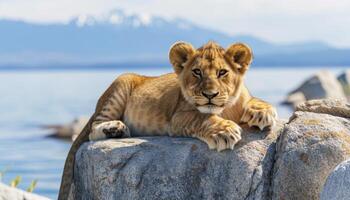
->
[89,41,277,151]
[58,41,277,200]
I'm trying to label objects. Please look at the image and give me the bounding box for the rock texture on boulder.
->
[70,99,350,200]
[0,183,50,200]
[284,71,346,107]
[296,99,350,118]
[320,159,350,200]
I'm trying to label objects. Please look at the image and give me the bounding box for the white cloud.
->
[0,0,349,47]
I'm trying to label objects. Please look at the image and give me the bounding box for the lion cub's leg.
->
[90,120,130,141]
[89,75,134,141]
[198,117,242,151]
[170,113,242,151]
[240,98,277,130]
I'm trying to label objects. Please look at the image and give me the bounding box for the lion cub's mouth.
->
[196,102,222,107]
[196,102,225,114]
[204,101,224,107]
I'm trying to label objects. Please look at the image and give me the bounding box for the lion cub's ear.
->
[169,41,196,75]
[225,43,253,74]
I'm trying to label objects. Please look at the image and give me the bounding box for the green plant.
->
[10,176,22,187]
[26,179,38,193]
[1,167,38,193]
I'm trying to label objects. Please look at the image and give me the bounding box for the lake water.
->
[0,67,348,199]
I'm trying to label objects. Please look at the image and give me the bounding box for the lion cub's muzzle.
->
[195,90,227,114]
[201,91,220,106]
[202,91,219,100]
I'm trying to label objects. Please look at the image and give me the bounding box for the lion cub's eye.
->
[192,69,202,77]
[218,69,228,77]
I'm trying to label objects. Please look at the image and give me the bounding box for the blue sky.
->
[0,0,349,48]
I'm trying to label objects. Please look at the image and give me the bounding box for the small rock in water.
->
[44,116,88,141]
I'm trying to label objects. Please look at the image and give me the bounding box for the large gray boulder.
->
[320,159,350,200]
[70,99,350,200]
[272,107,350,199]
[71,123,285,200]
[0,183,50,200]
[284,71,346,107]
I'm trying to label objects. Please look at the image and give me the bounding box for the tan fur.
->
[58,41,277,199]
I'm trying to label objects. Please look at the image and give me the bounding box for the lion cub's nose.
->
[202,91,219,99]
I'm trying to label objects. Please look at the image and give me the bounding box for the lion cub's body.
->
[124,73,179,136]
[100,72,249,137]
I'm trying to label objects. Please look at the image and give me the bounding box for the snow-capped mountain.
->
[0,10,348,68]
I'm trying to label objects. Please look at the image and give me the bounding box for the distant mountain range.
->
[0,10,349,69]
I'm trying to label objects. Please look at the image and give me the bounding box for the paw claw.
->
[241,103,277,131]
[199,120,242,151]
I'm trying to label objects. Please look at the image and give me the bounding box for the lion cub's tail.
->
[58,79,119,200]
[57,117,93,200]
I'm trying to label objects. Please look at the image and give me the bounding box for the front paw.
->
[240,102,277,130]
[199,120,242,152]
[89,120,130,141]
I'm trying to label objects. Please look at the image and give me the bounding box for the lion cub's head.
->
[169,41,253,114]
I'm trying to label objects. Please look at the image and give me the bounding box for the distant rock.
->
[320,159,350,200]
[283,92,306,108]
[337,70,350,97]
[69,99,350,200]
[0,183,50,200]
[45,117,88,141]
[284,71,346,107]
